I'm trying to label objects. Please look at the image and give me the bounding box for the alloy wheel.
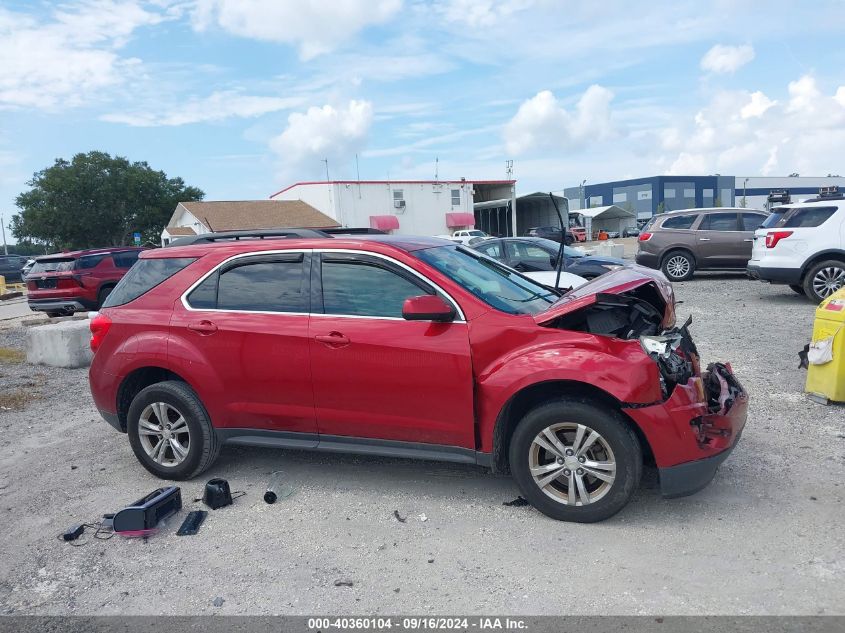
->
[138,402,190,467]
[528,422,616,506]
[665,255,690,279]
[812,266,845,299]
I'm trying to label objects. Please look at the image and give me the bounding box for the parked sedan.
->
[525,226,575,246]
[0,255,26,283]
[474,237,628,279]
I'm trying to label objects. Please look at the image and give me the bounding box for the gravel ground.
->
[0,273,843,615]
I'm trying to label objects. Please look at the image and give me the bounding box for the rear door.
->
[170,251,317,435]
[309,251,474,448]
[694,212,747,267]
[739,211,769,260]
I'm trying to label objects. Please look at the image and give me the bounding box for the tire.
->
[661,250,695,281]
[802,259,845,303]
[127,380,221,480]
[508,398,642,523]
[789,284,805,295]
[97,285,114,308]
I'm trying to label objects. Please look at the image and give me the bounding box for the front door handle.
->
[315,332,350,348]
[698,238,711,241]
[744,238,753,242]
[187,320,218,335]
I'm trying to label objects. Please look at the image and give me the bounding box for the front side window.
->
[187,255,306,312]
[740,213,768,231]
[416,246,557,316]
[660,215,697,230]
[699,212,739,231]
[321,257,431,318]
[782,206,837,228]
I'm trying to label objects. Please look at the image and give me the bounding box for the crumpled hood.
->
[534,265,676,328]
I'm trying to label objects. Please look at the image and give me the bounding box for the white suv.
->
[747,194,845,302]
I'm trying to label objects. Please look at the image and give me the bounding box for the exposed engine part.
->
[702,362,743,414]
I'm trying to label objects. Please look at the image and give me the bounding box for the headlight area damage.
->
[534,268,748,497]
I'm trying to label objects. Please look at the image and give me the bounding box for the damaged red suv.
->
[88,230,747,522]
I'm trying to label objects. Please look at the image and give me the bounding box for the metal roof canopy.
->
[473,198,512,210]
[576,205,635,220]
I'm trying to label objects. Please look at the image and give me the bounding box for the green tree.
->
[12,151,204,250]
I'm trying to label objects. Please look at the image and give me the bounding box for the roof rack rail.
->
[805,186,844,203]
[166,228,332,247]
[321,227,387,235]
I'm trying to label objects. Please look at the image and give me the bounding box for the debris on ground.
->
[212,597,224,607]
[334,579,354,587]
[503,496,530,507]
[393,510,406,523]
[418,513,428,522]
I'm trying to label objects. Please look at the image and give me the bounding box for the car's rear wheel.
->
[789,284,805,295]
[508,399,642,522]
[97,285,114,308]
[803,260,845,303]
[127,380,220,480]
[661,250,695,281]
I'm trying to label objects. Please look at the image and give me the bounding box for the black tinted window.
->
[661,215,697,229]
[476,243,502,258]
[782,206,837,228]
[214,259,306,312]
[103,258,195,307]
[699,212,738,231]
[322,260,430,318]
[741,213,768,231]
[113,251,140,268]
[77,254,108,269]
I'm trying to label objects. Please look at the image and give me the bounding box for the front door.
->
[308,251,475,448]
[169,251,317,436]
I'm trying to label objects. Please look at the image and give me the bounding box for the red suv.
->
[27,247,145,317]
[88,230,747,522]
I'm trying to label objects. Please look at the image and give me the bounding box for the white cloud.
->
[503,85,617,155]
[101,91,304,126]
[269,100,373,173]
[700,43,755,74]
[660,75,845,177]
[191,0,402,60]
[740,91,776,119]
[0,1,167,110]
[433,0,537,27]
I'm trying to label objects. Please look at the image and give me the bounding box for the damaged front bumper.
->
[624,363,748,498]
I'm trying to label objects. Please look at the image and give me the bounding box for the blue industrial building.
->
[563,175,845,221]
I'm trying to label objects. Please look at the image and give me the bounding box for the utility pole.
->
[1,215,7,255]
[435,157,439,181]
[506,160,516,237]
[322,158,330,182]
[580,179,587,210]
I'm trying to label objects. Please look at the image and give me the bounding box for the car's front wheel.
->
[508,399,642,522]
[127,380,220,480]
[803,260,845,303]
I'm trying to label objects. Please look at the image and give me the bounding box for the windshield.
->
[531,238,583,258]
[416,245,557,315]
[761,207,789,228]
[467,230,486,237]
[30,258,76,274]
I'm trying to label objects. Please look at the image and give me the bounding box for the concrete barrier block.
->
[26,319,93,368]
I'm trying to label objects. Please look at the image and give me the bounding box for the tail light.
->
[638,232,653,241]
[90,313,112,353]
[765,230,793,248]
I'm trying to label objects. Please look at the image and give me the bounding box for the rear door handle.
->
[187,320,218,335]
[315,332,350,347]
[743,239,753,242]
[698,238,711,241]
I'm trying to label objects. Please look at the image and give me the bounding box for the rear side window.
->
[187,255,307,313]
[660,215,697,230]
[699,212,738,231]
[740,213,768,231]
[782,206,838,228]
[113,251,141,268]
[31,258,75,274]
[103,257,196,307]
[76,254,108,269]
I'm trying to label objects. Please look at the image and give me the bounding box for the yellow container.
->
[805,286,845,404]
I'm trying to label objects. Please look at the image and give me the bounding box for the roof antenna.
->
[322,158,330,182]
[548,192,568,291]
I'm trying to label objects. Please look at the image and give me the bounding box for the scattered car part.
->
[176,510,208,536]
[111,486,182,535]
[393,510,406,523]
[264,471,294,504]
[202,478,232,509]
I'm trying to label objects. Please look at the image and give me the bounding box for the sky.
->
[2,0,845,235]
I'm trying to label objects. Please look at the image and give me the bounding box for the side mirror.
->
[402,295,456,322]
